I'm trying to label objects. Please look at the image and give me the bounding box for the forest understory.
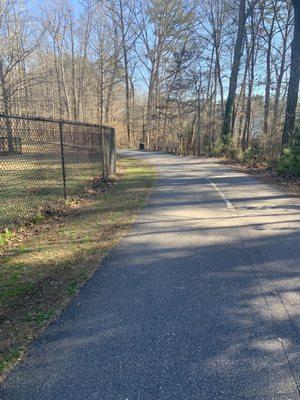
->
[0,0,299,178]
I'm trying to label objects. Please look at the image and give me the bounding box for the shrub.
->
[277,129,300,177]
[211,139,240,159]
[243,141,265,164]
[226,140,240,159]
[243,146,257,163]
[211,138,226,157]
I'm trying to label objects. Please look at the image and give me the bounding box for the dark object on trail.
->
[0,136,22,155]
[139,142,145,150]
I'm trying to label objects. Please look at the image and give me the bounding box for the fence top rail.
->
[0,113,114,130]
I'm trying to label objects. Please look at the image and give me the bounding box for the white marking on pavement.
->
[200,173,234,210]
[180,157,235,210]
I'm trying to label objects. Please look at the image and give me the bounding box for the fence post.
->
[110,128,116,175]
[59,121,67,200]
[100,126,108,181]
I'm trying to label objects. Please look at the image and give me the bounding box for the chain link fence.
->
[0,113,116,229]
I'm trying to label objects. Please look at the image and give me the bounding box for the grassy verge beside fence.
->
[1,147,102,227]
[0,156,155,380]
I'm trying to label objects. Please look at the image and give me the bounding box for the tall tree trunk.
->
[104,18,119,125]
[237,46,250,147]
[242,68,254,150]
[263,14,276,137]
[242,8,260,150]
[53,43,63,118]
[0,58,13,152]
[213,28,224,117]
[221,0,247,142]
[282,0,300,146]
[146,66,156,148]
[70,18,78,121]
[196,87,201,156]
[58,43,71,119]
[271,5,291,136]
[119,0,131,147]
[238,85,246,147]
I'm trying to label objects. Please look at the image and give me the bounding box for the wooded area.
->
[1,0,300,174]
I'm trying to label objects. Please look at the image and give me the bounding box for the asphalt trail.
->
[1,151,300,399]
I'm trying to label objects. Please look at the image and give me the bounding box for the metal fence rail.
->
[0,113,116,228]
[153,139,201,156]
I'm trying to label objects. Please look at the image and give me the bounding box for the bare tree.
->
[221,0,257,142]
[0,0,41,150]
[0,0,298,168]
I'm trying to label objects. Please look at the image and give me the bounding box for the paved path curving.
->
[1,151,300,399]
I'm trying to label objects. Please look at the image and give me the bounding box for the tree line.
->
[1,0,299,173]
